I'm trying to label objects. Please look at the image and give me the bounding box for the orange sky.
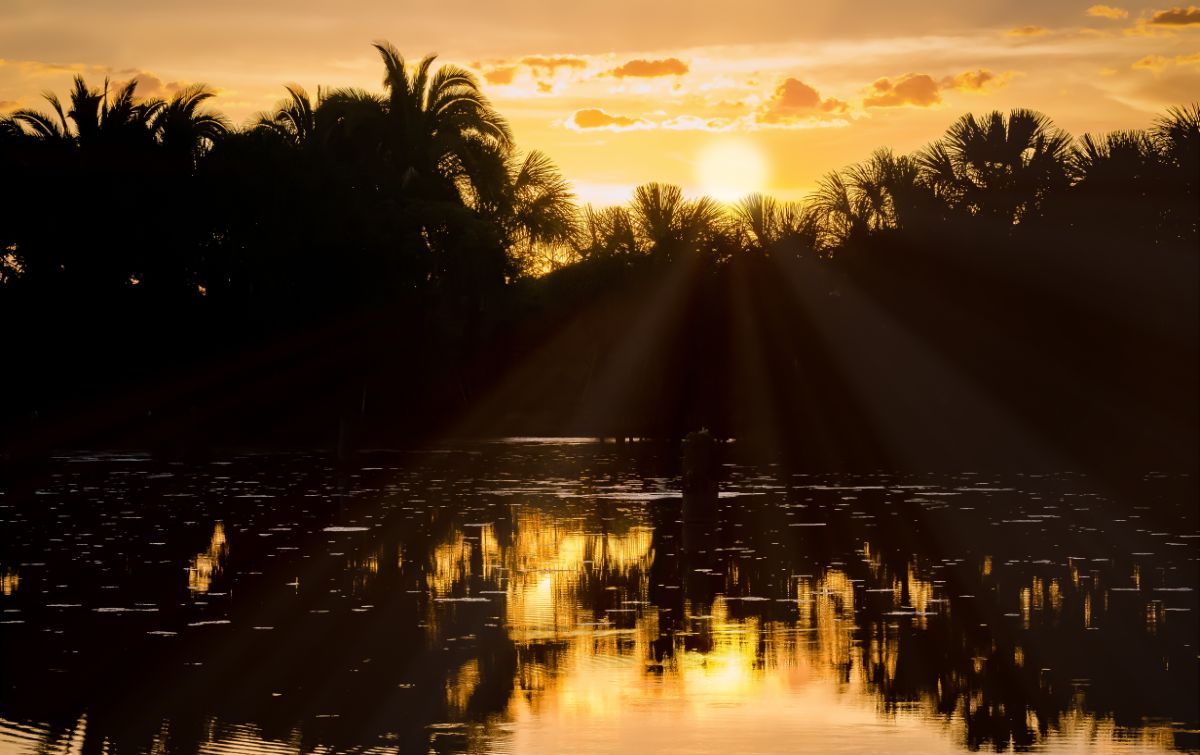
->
[1,1,1197,204]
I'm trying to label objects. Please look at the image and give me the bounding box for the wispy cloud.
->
[607,58,689,78]
[567,107,654,131]
[940,69,1016,93]
[1150,5,1200,25]
[482,66,516,85]
[521,56,588,73]
[1132,51,1200,70]
[1087,4,1129,19]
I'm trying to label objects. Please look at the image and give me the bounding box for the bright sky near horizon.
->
[1,1,1197,204]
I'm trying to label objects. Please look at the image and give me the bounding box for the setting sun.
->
[695,139,769,202]
[0,2,1197,753]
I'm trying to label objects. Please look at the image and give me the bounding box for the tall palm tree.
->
[918,109,1073,224]
[372,41,513,202]
[480,150,578,276]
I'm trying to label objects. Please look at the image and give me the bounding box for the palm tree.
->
[1153,102,1199,170]
[774,200,824,259]
[10,76,163,148]
[812,170,870,248]
[732,193,780,254]
[254,84,318,148]
[628,183,727,261]
[848,149,927,233]
[733,193,824,259]
[1150,103,1199,242]
[480,150,578,276]
[11,91,72,142]
[101,79,165,148]
[918,109,1073,224]
[1072,130,1161,186]
[371,41,513,202]
[574,205,640,260]
[153,84,228,163]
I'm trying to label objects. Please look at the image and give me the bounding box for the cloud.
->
[1008,25,1050,36]
[566,108,654,131]
[521,56,587,73]
[1133,51,1200,70]
[863,73,941,107]
[608,57,689,78]
[1151,5,1200,24]
[0,60,187,100]
[10,59,110,77]
[482,66,516,85]
[660,115,736,131]
[113,70,189,98]
[1133,54,1170,70]
[939,68,1015,93]
[1087,4,1129,18]
[757,77,849,124]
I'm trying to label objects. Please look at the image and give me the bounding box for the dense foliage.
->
[1,43,1196,473]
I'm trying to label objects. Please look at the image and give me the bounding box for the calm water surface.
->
[0,441,1196,754]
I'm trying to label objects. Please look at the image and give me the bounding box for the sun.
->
[695,139,769,203]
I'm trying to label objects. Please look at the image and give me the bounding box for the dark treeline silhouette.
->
[1,42,1196,474]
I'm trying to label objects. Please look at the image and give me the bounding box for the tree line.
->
[1,42,1196,472]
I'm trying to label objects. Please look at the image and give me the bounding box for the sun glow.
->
[695,139,769,202]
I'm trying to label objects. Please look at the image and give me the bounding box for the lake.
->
[0,440,1196,754]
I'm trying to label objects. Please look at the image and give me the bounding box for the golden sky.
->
[1,1,1198,204]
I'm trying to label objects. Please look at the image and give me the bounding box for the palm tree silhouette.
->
[918,109,1072,225]
[11,90,73,142]
[372,41,512,203]
[733,193,823,258]
[813,170,870,248]
[255,84,318,148]
[10,75,165,149]
[480,150,578,276]
[153,84,228,163]
[574,205,640,260]
[630,183,726,261]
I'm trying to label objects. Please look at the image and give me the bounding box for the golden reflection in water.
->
[413,510,1187,754]
[188,521,227,593]
[505,512,653,641]
[0,568,17,596]
[430,525,502,598]
[798,569,856,677]
[350,548,382,595]
[446,659,481,716]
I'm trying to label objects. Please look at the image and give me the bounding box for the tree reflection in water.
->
[0,443,1194,754]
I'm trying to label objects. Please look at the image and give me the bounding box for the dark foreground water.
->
[0,441,1196,754]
